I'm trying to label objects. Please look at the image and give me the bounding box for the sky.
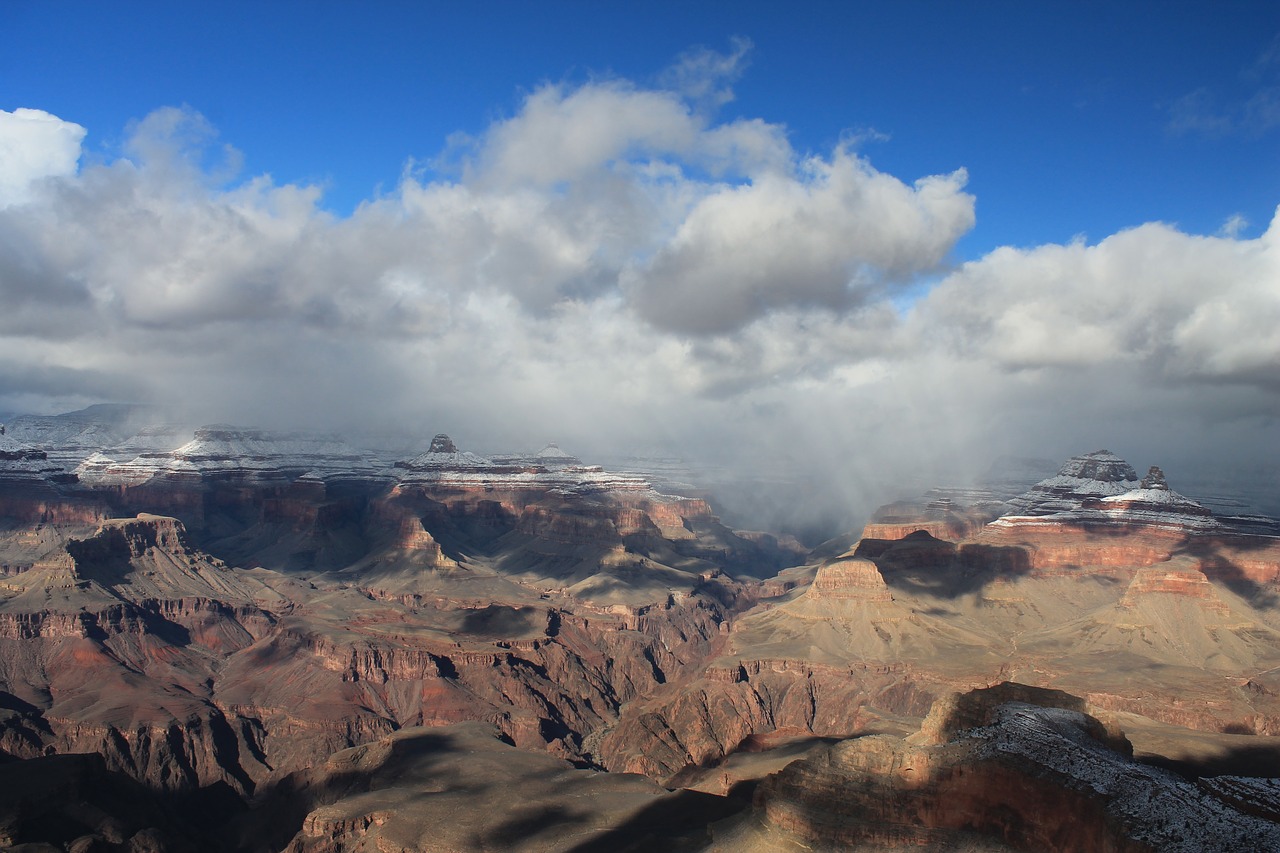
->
[2,1,1279,531]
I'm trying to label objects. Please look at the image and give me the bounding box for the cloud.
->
[658,35,753,112]
[911,214,1280,387]
[1166,34,1280,137]
[629,153,973,334]
[0,108,86,207]
[1,47,1278,533]
[1165,88,1236,137]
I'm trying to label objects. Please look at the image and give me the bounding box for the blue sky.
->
[5,1,1278,256]
[2,1,1279,523]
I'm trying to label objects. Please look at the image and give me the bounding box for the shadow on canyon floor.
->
[0,751,247,852]
[565,784,754,853]
[1139,741,1280,781]
[855,531,1034,599]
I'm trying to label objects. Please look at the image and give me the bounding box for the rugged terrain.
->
[601,451,1280,783]
[0,415,1278,851]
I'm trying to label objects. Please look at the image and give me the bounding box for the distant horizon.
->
[4,400,1279,543]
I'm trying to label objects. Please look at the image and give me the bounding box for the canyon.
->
[0,412,1278,851]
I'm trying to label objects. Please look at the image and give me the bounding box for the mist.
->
[2,48,1277,538]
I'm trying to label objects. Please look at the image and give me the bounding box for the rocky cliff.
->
[715,683,1280,852]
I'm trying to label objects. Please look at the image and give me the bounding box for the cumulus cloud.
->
[0,108,86,207]
[630,154,973,334]
[912,215,1280,384]
[1,45,1278,533]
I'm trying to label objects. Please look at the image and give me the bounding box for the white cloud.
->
[0,108,86,207]
[1,53,1278,532]
[630,153,973,334]
[658,36,753,112]
[911,213,1280,385]
[470,82,702,188]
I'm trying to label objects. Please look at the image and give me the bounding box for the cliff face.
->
[0,424,811,820]
[0,456,771,801]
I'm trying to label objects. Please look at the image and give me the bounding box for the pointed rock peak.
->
[428,434,457,454]
[535,440,581,461]
[1140,466,1169,491]
[1056,450,1138,483]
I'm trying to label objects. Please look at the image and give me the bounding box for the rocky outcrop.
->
[726,684,1280,852]
[0,495,760,805]
[1004,450,1141,516]
[599,448,1280,787]
[808,556,892,602]
[969,453,1280,578]
[598,662,939,782]
[993,453,1222,538]
[861,492,1004,541]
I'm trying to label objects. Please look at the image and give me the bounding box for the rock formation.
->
[2,416,1279,852]
[0,414,801,847]
[597,451,1280,786]
[715,683,1280,852]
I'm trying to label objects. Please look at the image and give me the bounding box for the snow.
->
[966,703,1280,852]
[400,449,495,470]
[73,423,672,499]
[396,461,658,496]
[0,434,38,455]
[75,426,385,483]
[993,454,1227,533]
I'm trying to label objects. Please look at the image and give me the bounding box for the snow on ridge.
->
[17,413,683,501]
[175,426,377,465]
[968,703,1280,851]
[395,435,665,497]
[400,449,495,470]
[1025,473,1140,497]
[105,425,194,458]
[396,460,661,497]
[536,443,577,461]
[1054,450,1139,482]
[1102,487,1201,507]
[0,433,40,456]
[1005,451,1144,517]
[77,425,385,483]
[991,452,1239,533]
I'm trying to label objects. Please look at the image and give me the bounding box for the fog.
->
[2,49,1277,538]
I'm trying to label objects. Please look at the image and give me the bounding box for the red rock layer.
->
[808,557,892,602]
